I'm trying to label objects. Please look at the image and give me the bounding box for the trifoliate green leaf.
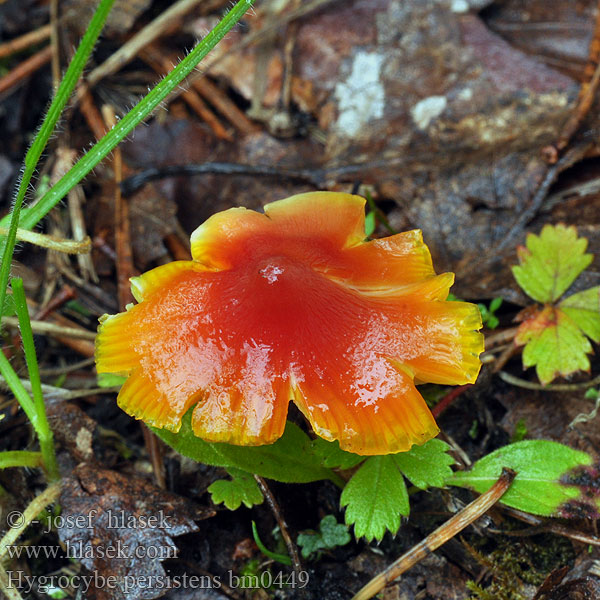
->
[341,455,408,541]
[560,286,600,343]
[448,440,599,518]
[208,467,263,510]
[512,224,592,303]
[392,439,454,490]
[297,515,351,559]
[515,305,593,385]
[311,438,365,470]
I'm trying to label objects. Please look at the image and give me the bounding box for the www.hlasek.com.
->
[6,570,310,595]
[6,540,178,561]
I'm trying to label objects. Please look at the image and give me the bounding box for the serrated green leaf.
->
[392,439,454,490]
[515,305,592,384]
[297,515,351,559]
[512,224,592,303]
[341,455,408,541]
[448,440,593,516]
[152,412,334,483]
[560,286,600,343]
[208,467,263,510]
[311,438,365,470]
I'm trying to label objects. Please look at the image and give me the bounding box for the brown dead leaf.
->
[484,0,595,83]
[182,0,595,301]
[58,463,214,600]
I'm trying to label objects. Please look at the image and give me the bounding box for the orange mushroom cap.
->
[96,192,483,455]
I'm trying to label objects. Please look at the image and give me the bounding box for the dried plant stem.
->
[2,317,96,340]
[140,46,232,140]
[431,384,471,418]
[0,563,24,600]
[0,46,52,96]
[501,505,600,547]
[498,370,600,392]
[101,105,135,310]
[0,482,61,560]
[0,226,91,254]
[0,24,52,60]
[254,475,303,575]
[351,468,516,600]
[485,326,519,349]
[86,0,205,88]
[0,379,122,402]
[191,74,257,134]
[0,0,117,332]
[545,0,600,159]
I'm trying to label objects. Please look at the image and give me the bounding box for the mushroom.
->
[96,192,483,455]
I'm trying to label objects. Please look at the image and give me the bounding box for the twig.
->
[79,87,108,140]
[253,475,303,576]
[38,356,96,376]
[0,482,61,559]
[351,468,516,600]
[85,0,206,88]
[35,286,76,321]
[431,384,471,418]
[2,317,96,340]
[0,378,121,402]
[495,146,588,254]
[69,183,99,282]
[101,105,135,310]
[57,264,119,312]
[192,74,258,135]
[492,343,518,374]
[0,45,52,97]
[568,394,600,428]
[0,226,91,254]
[164,232,192,260]
[20,295,96,356]
[120,162,326,196]
[485,327,519,350]
[0,24,51,60]
[177,0,338,103]
[500,505,600,547]
[543,0,600,161]
[0,562,24,600]
[498,370,600,391]
[142,424,166,489]
[139,46,232,140]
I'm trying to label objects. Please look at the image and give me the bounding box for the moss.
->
[464,526,574,600]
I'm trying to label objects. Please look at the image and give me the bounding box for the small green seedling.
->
[297,515,351,559]
[512,224,600,384]
[478,297,503,329]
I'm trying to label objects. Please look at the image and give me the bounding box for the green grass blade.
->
[15,0,254,233]
[0,0,117,327]
[0,350,36,423]
[0,450,43,470]
[11,278,59,481]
